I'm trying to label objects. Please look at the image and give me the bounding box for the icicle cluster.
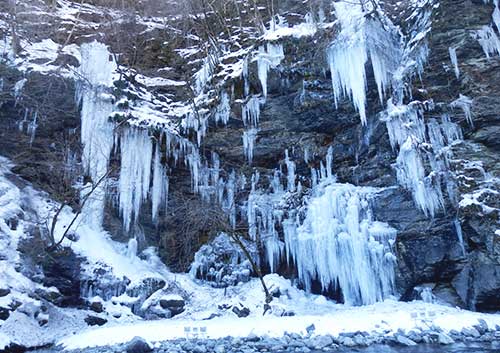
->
[255,43,284,98]
[214,91,231,125]
[118,128,153,232]
[327,2,402,124]
[245,149,397,305]
[283,182,397,305]
[475,0,500,58]
[451,94,474,126]
[383,100,463,217]
[242,129,258,164]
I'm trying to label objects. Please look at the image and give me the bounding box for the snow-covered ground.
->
[59,299,500,350]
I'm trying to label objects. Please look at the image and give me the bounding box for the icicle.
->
[493,4,500,33]
[255,43,284,98]
[326,146,334,179]
[326,3,401,124]
[126,237,138,259]
[215,91,231,125]
[119,128,153,232]
[242,128,258,164]
[241,96,261,127]
[453,218,466,256]
[194,55,215,95]
[187,149,201,193]
[381,100,460,217]
[151,142,167,223]
[285,150,296,192]
[451,94,474,126]
[13,78,27,104]
[395,137,444,217]
[242,56,250,96]
[303,147,310,164]
[475,25,500,58]
[448,47,460,79]
[27,111,38,145]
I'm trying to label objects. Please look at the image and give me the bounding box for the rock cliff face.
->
[0,0,499,316]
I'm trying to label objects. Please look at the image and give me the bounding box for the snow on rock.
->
[263,13,318,41]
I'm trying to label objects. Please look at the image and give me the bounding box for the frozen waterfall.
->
[245,150,397,305]
[76,41,116,229]
[283,182,397,306]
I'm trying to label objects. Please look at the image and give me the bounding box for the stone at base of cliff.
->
[84,315,108,326]
[232,306,250,317]
[125,337,153,353]
[0,307,10,320]
[0,343,27,353]
[396,335,417,346]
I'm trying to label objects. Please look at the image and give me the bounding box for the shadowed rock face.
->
[0,0,498,312]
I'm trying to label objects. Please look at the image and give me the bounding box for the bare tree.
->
[164,188,273,304]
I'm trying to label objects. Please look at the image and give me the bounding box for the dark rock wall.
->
[0,0,498,311]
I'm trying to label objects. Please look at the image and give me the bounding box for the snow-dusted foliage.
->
[283,182,397,305]
[190,233,256,287]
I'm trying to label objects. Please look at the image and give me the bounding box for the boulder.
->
[395,335,417,346]
[89,300,104,313]
[159,295,185,316]
[125,337,153,353]
[84,315,108,326]
[0,289,10,297]
[232,306,250,318]
[309,335,333,349]
[437,333,455,345]
[0,307,10,320]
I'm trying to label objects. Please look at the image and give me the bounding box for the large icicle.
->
[151,142,168,223]
[255,43,284,98]
[118,128,153,232]
[283,182,397,305]
[327,2,401,124]
[242,128,258,164]
[77,41,116,229]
